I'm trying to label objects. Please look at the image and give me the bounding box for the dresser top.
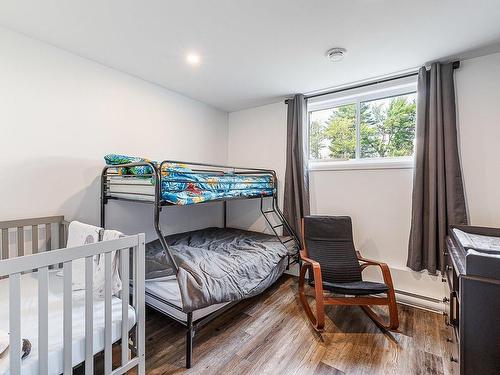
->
[448,225,500,279]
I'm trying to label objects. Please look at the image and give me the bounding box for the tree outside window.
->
[308,92,416,161]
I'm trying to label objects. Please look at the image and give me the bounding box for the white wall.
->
[0,27,228,241]
[456,52,500,227]
[227,52,500,307]
[227,103,288,233]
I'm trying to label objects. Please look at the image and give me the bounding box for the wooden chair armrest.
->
[298,249,326,331]
[357,251,394,287]
[356,251,385,265]
[300,250,321,269]
[299,249,324,290]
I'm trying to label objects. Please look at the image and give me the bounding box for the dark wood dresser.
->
[444,225,500,375]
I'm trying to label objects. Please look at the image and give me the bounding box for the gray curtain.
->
[407,62,468,274]
[284,94,310,243]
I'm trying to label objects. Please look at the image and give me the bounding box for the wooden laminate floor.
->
[135,276,457,375]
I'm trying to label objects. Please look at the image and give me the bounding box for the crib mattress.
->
[0,271,136,375]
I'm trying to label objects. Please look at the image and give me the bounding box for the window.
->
[308,78,417,169]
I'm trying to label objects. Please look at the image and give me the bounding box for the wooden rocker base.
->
[361,305,399,331]
[298,254,399,333]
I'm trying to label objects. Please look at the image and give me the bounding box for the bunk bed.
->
[101,154,300,368]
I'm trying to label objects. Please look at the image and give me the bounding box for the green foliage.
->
[360,96,416,158]
[309,120,326,160]
[315,95,416,160]
[325,104,356,159]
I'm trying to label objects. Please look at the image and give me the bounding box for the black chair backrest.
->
[303,216,362,284]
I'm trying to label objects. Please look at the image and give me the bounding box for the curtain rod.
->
[287,60,460,102]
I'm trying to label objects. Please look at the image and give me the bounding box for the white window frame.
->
[307,76,417,171]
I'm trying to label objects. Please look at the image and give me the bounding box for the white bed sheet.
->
[108,177,155,201]
[0,271,136,375]
[145,278,229,322]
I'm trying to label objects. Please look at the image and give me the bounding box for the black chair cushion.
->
[322,280,389,296]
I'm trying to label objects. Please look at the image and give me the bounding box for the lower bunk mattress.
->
[0,271,136,375]
[145,256,288,322]
[145,227,296,313]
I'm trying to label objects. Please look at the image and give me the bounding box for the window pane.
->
[360,93,416,159]
[309,103,356,160]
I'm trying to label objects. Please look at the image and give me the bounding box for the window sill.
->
[309,158,414,171]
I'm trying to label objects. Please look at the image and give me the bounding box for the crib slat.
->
[132,248,137,307]
[104,252,113,374]
[45,223,52,251]
[17,227,24,257]
[120,248,130,365]
[38,266,49,375]
[63,262,72,375]
[32,225,39,254]
[85,256,94,375]
[1,228,8,260]
[9,273,22,375]
[136,236,146,375]
[59,222,66,248]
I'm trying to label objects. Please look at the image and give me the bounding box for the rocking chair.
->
[298,216,399,332]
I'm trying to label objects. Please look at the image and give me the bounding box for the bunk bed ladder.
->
[260,196,300,267]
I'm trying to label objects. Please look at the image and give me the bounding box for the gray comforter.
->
[145,227,296,312]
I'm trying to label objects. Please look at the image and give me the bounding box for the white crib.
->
[0,216,145,375]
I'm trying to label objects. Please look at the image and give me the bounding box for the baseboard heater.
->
[394,288,444,312]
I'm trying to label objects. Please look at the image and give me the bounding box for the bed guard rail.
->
[101,160,278,203]
[0,218,145,375]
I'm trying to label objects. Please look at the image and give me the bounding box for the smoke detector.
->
[326,47,347,62]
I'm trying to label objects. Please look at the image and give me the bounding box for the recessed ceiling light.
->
[186,52,201,66]
[326,47,347,62]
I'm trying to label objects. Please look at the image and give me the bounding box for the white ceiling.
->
[1,0,500,112]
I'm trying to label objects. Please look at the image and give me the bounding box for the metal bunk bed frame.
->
[100,159,300,368]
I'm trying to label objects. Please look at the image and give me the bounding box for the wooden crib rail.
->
[0,215,65,230]
[0,215,68,260]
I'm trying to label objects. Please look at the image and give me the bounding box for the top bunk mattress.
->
[107,176,274,205]
[104,154,275,205]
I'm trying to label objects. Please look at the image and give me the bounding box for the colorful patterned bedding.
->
[104,154,275,205]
